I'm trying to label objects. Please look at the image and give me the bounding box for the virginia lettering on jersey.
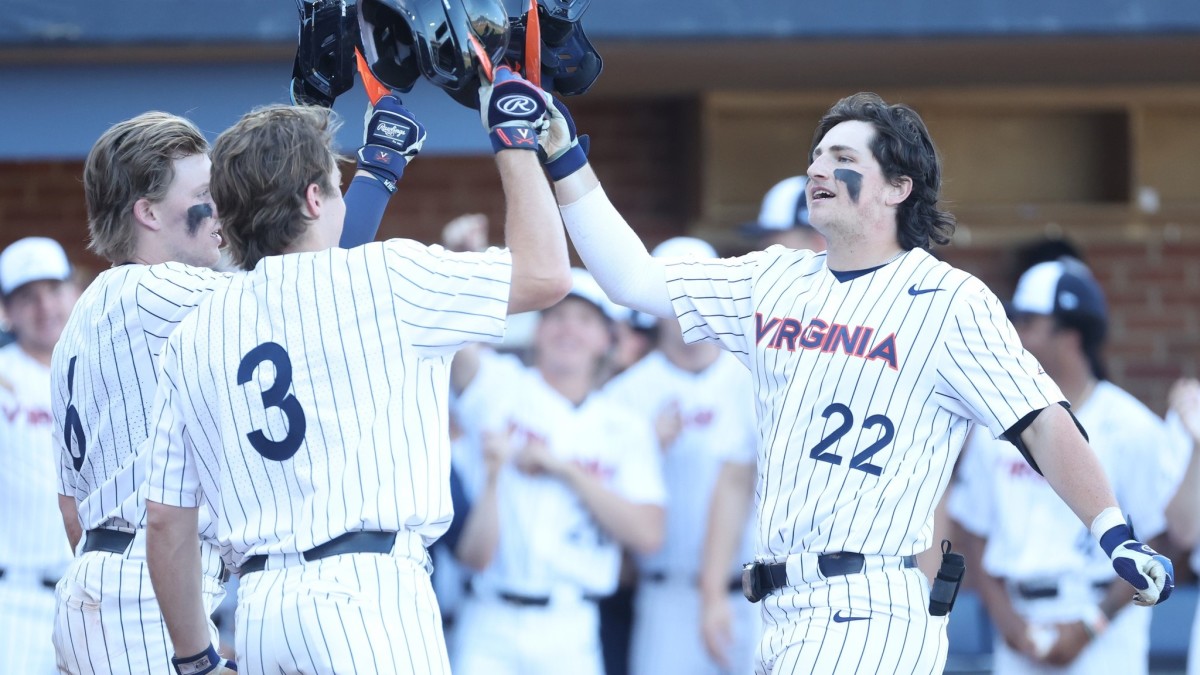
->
[754,312,899,369]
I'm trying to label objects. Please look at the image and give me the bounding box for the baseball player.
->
[50,93,426,673]
[448,268,666,675]
[143,71,570,674]
[737,176,828,253]
[0,237,78,673]
[1164,378,1200,675]
[604,236,761,675]
[947,258,1176,674]
[537,90,1175,674]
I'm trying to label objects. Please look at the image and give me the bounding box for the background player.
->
[539,90,1174,673]
[448,267,666,675]
[144,70,570,674]
[1164,377,1200,675]
[0,237,78,673]
[605,236,761,675]
[736,176,827,253]
[948,258,1176,674]
[50,92,424,673]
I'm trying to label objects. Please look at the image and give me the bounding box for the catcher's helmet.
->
[357,0,510,96]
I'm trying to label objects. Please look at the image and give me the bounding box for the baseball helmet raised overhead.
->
[357,0,510,99]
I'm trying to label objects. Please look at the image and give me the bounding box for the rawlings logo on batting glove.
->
[539,95,590,181]
[171,644,237,675]
[356,94,427,193]
[479,67,548,154]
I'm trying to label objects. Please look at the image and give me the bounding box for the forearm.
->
[58,494,82,553]
[339,174,393,248]
[699,462,755,600]
[556,166,675,319]
[454,477,502,571]
[1165,443,1200,548]
[496,150,571,314]
[145,501,210,657]
[1022,405,1119,526]
[560,465,664,555]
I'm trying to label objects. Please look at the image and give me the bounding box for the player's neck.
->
[660,340,720,374]
[17,340,53,367]
[823,237,905,272]
[539,366,595,406]
[1060,370,1099,410]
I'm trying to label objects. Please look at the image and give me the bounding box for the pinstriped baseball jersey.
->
[50,263,231,534]
[146,240,512,567]
[604,349,757,580]
[662,246,1064,561]
[0,344,73,570]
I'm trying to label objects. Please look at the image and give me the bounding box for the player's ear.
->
[886,176,913,206]
[132,198,163,232]
[303,182,324,218]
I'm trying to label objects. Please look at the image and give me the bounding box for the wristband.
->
[172,645,226,675]
[1090,507,1130,557]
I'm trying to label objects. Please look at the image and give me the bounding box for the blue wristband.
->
[544,134,589,181]
[172,645,227,675]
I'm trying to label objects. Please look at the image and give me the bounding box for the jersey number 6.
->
[808,402,894,476]
[63,356,87,471]
[238,342,307,461]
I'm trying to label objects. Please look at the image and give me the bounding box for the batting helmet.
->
[357,0,510,98]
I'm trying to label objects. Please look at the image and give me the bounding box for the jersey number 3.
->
[238,342,307,461]
[808,403,894,476]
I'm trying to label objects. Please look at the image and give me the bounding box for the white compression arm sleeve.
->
[559,185,676,319]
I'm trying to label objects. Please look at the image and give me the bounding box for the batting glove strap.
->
[489,126,542,153]
[172,645,236,675]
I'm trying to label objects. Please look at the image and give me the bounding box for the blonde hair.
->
[83,112,209,263]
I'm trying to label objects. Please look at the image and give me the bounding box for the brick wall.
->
[1,98,1196,414]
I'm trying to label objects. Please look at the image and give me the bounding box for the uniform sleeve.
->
[662,251,768,365]
[383,240,512,357]
[144,335,204,508]
[945,427,994,537]
[610,410,667,506]
[935,283,1064,438]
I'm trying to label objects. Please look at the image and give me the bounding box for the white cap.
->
[651,236,718,260]
[0,237,72,296]
[739,176,812,237]
[564,267,624,322]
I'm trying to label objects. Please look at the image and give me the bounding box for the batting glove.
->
[479,66,548,154]
[171,644,237,674]
[539,95,590,181]
[356,94,426,194]
[1093,507,1175,606]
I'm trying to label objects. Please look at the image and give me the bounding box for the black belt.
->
[240,531,397,575]
[643,570,743,593]
[0,568,59,590]
[81,528,135,554]
[82,529,230,583]
[466,579,605,607]
[750,552,917,596]
[1014,580,1113,600]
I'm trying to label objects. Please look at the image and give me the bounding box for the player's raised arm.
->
[1019,404,1175,606]
[540,97,675,320]
[479,67,572,314]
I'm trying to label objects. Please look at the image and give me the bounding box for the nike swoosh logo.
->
[832,610,870,623]
[907,285,944,296]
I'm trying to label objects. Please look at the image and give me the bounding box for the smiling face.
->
[534,296,613,377]
[805,120,904,241]
[151,153,223,268]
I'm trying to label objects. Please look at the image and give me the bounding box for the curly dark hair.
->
[811,93,955,251]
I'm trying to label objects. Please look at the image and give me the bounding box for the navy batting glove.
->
[171,644,237,674]
[1099,524,1175,606]
[540,95,590,181]
[479,66,548,153]
[357,94,427,194]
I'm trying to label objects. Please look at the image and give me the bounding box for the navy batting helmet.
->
[357,0,510,98]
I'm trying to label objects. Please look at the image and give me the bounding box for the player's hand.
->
[357,94,427,193]
[1042,621,1089,666]
[514,436,564,477]
[1109,538,1175,606]
[441,213,490,253]
[539,95,590,180]
[654,400,683,452]
[479,66,548,153]
[700,594,734,669]
[480,429,515,480]
[171,644,237,674]
[996,613,1039,659]
[1169,378,1200,442]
